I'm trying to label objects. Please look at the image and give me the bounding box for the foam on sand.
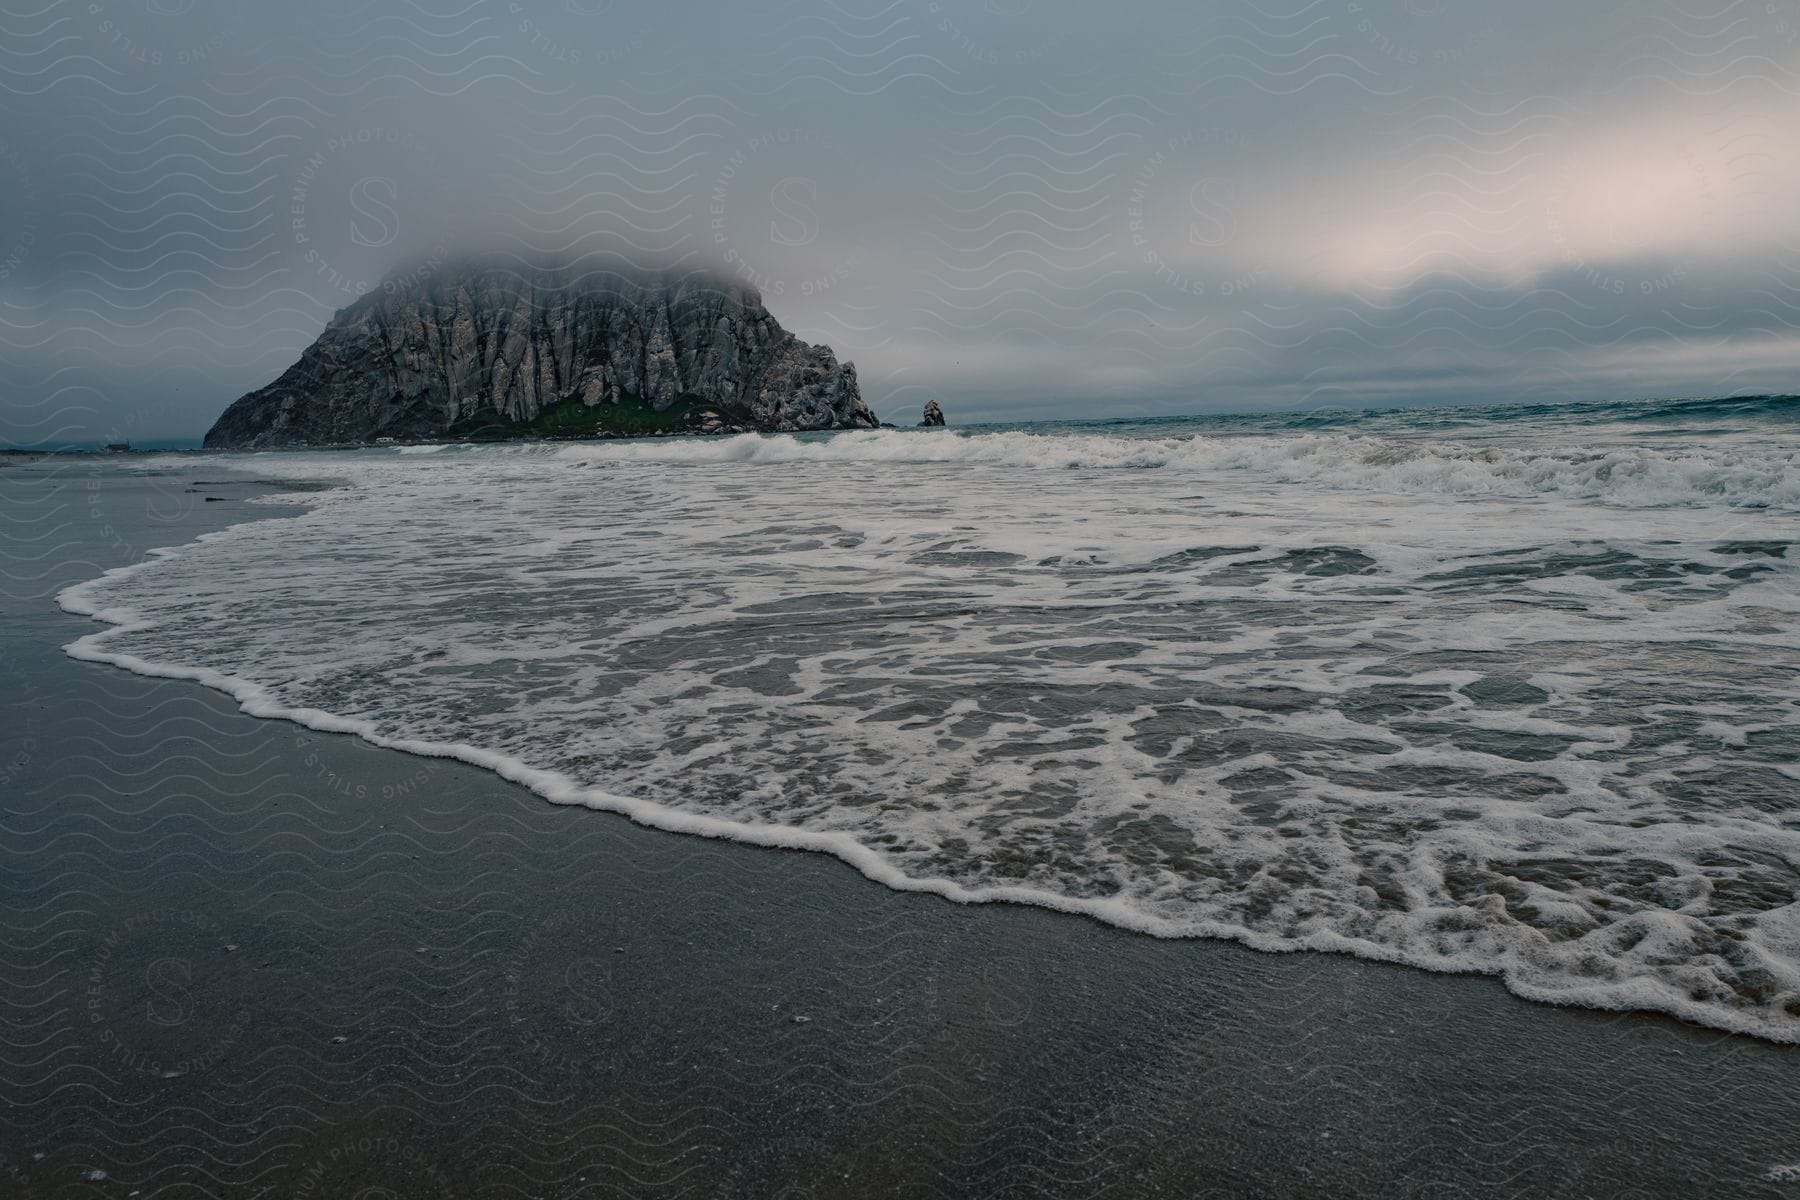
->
[60,422,1800,1043]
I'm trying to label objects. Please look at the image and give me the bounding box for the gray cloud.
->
[1,0,1796,444]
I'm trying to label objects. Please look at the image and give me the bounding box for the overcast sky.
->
[2,0,1797,444]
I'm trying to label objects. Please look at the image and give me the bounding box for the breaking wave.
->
[556,428,1800,510]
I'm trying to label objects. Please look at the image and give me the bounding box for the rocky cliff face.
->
[204,261,877,448]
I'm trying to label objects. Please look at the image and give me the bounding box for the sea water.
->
[60,396,1800,1039]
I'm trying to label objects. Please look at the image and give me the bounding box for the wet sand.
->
[2,456,1797,1198]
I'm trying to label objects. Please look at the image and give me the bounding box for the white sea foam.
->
[59,425,1800,1043]
[552,428,1800,510]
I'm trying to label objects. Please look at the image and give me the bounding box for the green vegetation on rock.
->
[448,392,743,441]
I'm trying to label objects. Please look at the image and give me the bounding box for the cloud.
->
[1,0,1796,445]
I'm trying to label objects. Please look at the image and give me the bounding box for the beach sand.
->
[3,456,1797,1198]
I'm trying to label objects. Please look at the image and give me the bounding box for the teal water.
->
[965,393,1799,443]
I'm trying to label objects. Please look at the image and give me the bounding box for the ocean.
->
[59,395,1800,1041]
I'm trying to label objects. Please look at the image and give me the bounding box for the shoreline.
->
[6,456,1800,1197]
[50,456,1800,1047]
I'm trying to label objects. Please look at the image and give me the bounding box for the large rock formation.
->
[919,399,945,426]
[204,260,878,448]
